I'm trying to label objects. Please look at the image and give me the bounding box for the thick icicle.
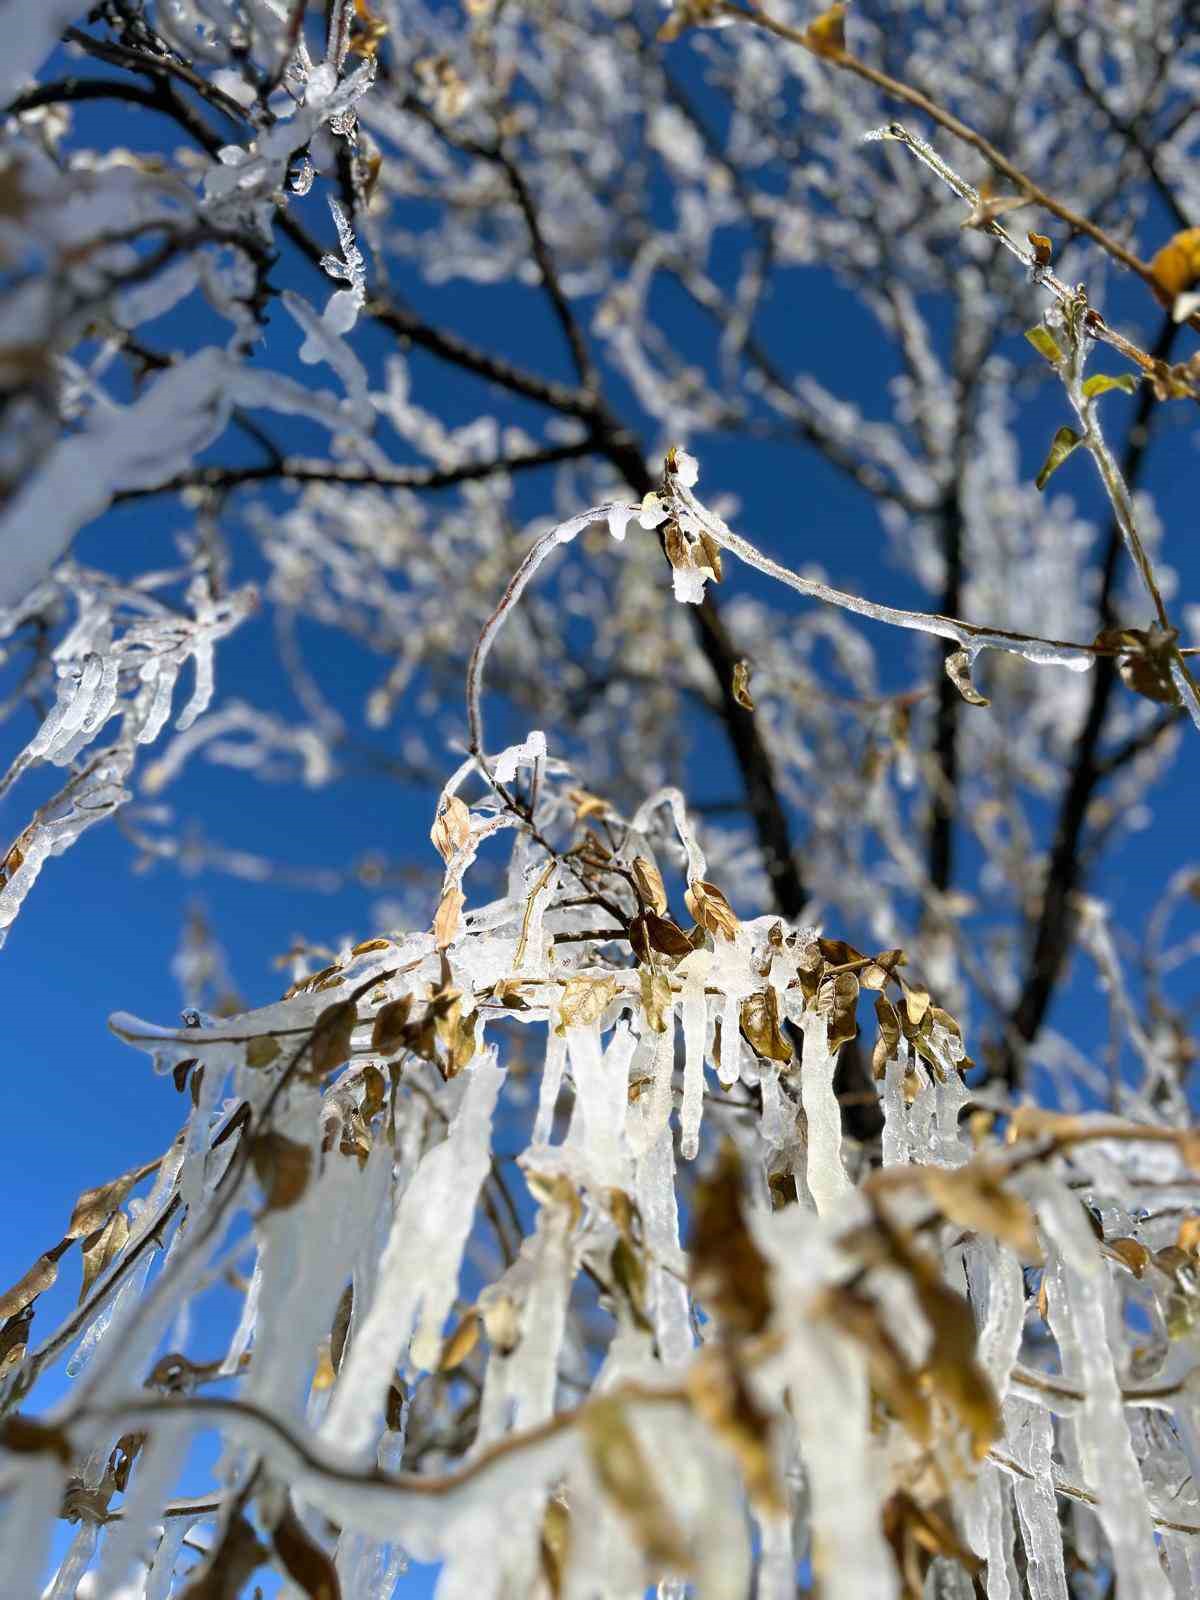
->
[1036,1177,1169,1600]
[320,1058,504,1460]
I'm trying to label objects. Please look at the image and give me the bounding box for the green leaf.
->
[1025,326,1063,366]
[1035,426,1081,491]
[1082,371,1139,399]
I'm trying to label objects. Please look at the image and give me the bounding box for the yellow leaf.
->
[439,1311,481,1370]
[805,2,846,55]
[1150,228,1200,303]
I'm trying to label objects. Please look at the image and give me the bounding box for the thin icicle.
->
[786,1321,896,1600]
[533,1027,568,1146]
[798,1012,851,1217]
[1035,1176,1169,1600]
[678,949,711,1161]
[636,1130,693,1367]
[1005,1398,1069,1600]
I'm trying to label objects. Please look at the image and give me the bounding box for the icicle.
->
[636,1130,693,1367]
[718,988,741,1089]
[973,1237,1026,1400]
[91,1418,190,1596]
[219,1247,262,1376]
[178,1043,237,1217]
[627,1023,669,1158]
[799,1012,851,1217]
[0,1448,63,1598]
[144,1518,192,1600]
[785,1322,895,1600]
[45,1525,99,1599]
[247,1135,390,1427]
[320,1058,504,1461]
[565,1021,634,1189]
[757,1510,797,1600]
[1035,1177,1169,1600]
[961,1464,1016,1600]
[1005,1398,1069,1600]
[533,1025,568,1146]
[678,948,711,1161]
[510,1200,575,1428]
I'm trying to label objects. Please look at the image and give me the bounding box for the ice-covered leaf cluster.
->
[5,728,1200,1598]
[0,565,255,946]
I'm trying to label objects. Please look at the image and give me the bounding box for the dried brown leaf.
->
[439,1311,481,1371]
[66,1168,139,1241]
[371,994,413,1056]
[251,1132,313,1212]
[245,1035,281,1069]
[79,1210,130,1304]
[433,885,466,950]
[739,987,794,1064]
[916,1163,1042,1262]
[178,1511,267,1600]
[639,967,673,1034]
[945,648,990,707]
[685,1344,783,1511]
[557,974,619,1034]
[732,658,755,710]
[310,1000,358,1075]
[0,1249,63,1322]
[430,794,471,863]
[685,879,738,941]
[1108,1237,1150,1278]
[688,1141,773,1337]
[631,855,668,915]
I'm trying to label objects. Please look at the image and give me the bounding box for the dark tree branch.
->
[998,314,1181,1089]
[109,439,599,503]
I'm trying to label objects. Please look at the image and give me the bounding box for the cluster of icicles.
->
[2,728,1200,1600]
